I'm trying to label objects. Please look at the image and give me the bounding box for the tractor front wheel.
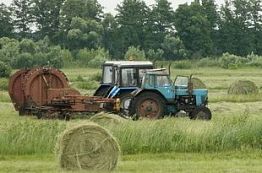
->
[131,92,165,119]
[119,93,133,116]
[190,107,212,120]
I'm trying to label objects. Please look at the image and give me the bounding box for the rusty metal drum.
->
[23,67,70,107]
[9,67,70,115]
[8,69,30,114]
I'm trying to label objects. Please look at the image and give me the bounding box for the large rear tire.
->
[129,92,165,119]
[190,107,212,120]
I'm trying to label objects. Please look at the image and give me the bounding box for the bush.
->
[146,49,164,60]
[173,60,192,69]
[0,61,11,77]
[19,39,36,54]
[246,53,262,68]
[76,48,94,66]
[124,46,146,61]
[61,49,74,68]
[11,53,34,68]
[0,37,19,64]
[45,46,64,68]
[219,53,248,69]
[88,48,110,68]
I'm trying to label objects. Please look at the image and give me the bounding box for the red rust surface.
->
[23,67,69,107]
[8,69,29,112]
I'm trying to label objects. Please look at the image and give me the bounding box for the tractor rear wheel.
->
[130,92,165,119]
[190,107,212,120]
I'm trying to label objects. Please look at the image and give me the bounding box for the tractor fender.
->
[132,89,168,103]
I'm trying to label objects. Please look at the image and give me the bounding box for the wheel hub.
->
[138,99,159,119]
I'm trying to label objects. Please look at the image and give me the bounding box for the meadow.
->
[0,66,261,172]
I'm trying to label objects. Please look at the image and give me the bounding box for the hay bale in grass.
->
[57,123,120,171]
[90,112,127,125]
[192,77,207,89]
[228,80,258,95]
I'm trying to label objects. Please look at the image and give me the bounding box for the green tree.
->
[217,1,236,54]
[161,35,188,59]
[249,0,262,55]
[202,0,219,54]
[148,0,175,48]
[0,37,19,64]
[218,0,257,56]
[101,13,121,58]
[32,0,64,42]
[0,3,14,38]
[116,0,149,54]
[60,0,103,32]
[174,2,213,57]
[11,0,34,38]
[66,17,103,50]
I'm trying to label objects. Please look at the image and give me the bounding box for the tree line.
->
[0,0,261,61]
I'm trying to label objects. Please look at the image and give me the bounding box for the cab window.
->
[103,66,113,84]
[156,75,171,87]
[121,68,137,87]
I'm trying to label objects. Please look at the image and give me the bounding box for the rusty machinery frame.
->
[8,67,120,119]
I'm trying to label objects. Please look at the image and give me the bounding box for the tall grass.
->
[108,116,262,154]
[0,120,66,155]
[0,114,261,156]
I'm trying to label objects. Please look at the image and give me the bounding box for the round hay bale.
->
[228,80,258,95]
[57,123,120,171]
[192,77,206,89]
[90,112,127,125]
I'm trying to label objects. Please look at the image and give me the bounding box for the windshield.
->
[156,75,171,87]
[175,76,188,87]
[103,66,113,84]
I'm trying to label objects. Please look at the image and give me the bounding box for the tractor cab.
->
[94,61,154,97]
[129,69,211,120]
[94,61,154,114]
[94,61,125,96]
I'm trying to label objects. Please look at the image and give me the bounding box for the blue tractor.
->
[128,69,212,120]
[94,61,154,113]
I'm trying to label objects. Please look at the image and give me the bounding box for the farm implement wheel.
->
[132,92,165,119]
[190,107,212,120]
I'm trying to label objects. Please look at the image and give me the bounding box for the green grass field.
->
[0,67,261,172]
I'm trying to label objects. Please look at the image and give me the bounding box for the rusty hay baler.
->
[8,67,120,119]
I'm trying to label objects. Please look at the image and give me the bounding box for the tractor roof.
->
[146,68,169,75]
[104,61,153,67]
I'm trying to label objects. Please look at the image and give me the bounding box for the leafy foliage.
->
[219,53,249,69]
[0,61,11,77]
[0,3,14,38]
[124,46,146,61]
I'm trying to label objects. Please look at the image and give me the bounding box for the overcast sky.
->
[0,0,224,15]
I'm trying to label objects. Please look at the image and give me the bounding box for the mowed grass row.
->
[0,112,261,155]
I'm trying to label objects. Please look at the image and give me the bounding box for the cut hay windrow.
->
[228,80,258,95]
[56,123,120,171]
[192,77,206,89]
[90,112,128,125]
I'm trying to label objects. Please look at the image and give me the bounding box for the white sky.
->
[0,0,224,15]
